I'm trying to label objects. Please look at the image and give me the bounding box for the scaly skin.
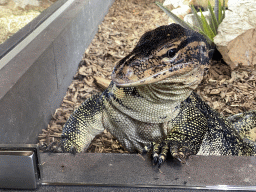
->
[146,92,256,166]
[61,24,256,166]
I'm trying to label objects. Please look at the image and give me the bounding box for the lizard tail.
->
[228,111,256,155]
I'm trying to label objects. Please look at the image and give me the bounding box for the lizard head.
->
[111,24,210,87]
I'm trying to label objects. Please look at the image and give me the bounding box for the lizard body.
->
[61,24,256,165]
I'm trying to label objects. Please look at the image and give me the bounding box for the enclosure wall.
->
[0,0,114,144]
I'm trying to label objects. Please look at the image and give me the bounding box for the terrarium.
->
[0,0,256,191]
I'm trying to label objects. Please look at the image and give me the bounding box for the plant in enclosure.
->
[155,0,225,46]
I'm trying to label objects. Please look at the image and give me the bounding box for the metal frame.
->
[0,144,41,189]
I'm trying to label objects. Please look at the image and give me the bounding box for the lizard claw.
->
[143,141,192,167]
[153,152,159,165]
[143,142,168,167]
[70,145,77,155]
[173,153,186,164]
[156,154,166,167]
[170,145,191,164]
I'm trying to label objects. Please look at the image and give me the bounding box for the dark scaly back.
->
[112,24,210,87]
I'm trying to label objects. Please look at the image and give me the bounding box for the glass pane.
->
[37,0,256,189]
[0,0,58,44]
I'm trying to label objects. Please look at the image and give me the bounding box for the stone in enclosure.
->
[0,0,7,5]
[214,0,256,69]
[184,11,211,28]
[13,0,39,8]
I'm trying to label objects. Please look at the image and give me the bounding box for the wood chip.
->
[94,76,111,90]
[210,89,220,95]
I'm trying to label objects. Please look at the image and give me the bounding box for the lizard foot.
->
[143,141,169,167]
[39,141,65,153]
[169,143,191,164]
[60,135,78,154]
[39,135,78,154]
[143,141,192,167]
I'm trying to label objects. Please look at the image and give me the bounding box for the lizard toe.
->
[151,141,169,167]
[39,141,64,153]
[153,152,159,165]
[143,143,153,154]
[173,152,186,164]
[170,145,191,163]
[157,154,166,168]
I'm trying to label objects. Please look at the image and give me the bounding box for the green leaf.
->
[220,0,225,23]
[192,25,213,44]
[155,2,194,31]
[190,5,204,32]
[218,0,222,23]
[208,9,215,31]
[208,2,218,34]
[214,0,219,22]
[199,9,215,41]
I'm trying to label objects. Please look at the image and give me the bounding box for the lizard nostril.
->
[126,69,134,77]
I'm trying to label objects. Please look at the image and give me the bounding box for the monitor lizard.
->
[61,24,256,166]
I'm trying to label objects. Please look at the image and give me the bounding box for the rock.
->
[164,0,228,10]
[218,29,256,69]
[168,5,191,23]
[214,0,256,69]
[163,0,195,9]
[163,0,175,10]
[163,0,193,24]
[13,0,39,9]
[193,0,228,9]
[0,0,7,5]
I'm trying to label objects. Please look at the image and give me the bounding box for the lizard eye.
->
[166,48,177,58]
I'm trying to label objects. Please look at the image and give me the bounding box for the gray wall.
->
[0,0,114,144]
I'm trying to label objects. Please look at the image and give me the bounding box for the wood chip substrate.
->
[38,0,256,153]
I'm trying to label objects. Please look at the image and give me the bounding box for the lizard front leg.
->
[145,100,208,166]
[61,93,105,153]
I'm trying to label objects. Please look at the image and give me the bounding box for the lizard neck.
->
[108,66,205,123]
[139,65,205,102]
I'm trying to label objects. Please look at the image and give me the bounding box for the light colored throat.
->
[139,66,205,102]
[110,66,205,123]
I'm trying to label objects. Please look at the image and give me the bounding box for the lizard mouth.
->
[112,61,196,87]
